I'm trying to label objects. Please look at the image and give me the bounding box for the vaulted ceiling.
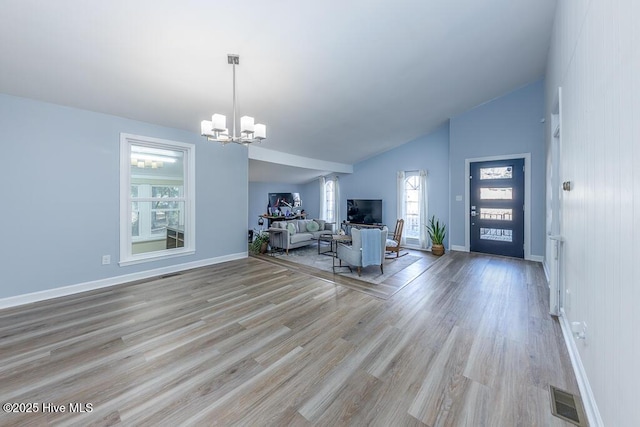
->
[0,0,557,182]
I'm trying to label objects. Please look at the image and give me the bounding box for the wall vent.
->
[550,385,587,426]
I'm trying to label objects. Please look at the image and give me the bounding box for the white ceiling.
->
[0,0,557,183]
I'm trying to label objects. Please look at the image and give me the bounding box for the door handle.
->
[548,235,563,242]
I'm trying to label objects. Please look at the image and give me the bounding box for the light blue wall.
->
[1,94,248,299]
[449,80,546,256]
[301,179,320,220]
[339,123,450,247]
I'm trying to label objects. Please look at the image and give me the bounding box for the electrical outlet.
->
[102,255,111,265]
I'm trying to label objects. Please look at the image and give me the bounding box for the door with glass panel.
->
[469,159,524,258]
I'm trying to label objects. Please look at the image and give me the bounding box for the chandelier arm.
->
[232,60,237,140]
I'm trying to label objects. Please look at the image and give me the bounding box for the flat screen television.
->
[347,199,382,225]
[268,192,302,208]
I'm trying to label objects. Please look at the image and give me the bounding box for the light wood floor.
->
[253,248,443,299]
[0,251,579,426]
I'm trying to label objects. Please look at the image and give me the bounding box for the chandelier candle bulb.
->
[212,114,226,131]
[200,120,214,137]
[241,116,255,133]
[254,123,266,140]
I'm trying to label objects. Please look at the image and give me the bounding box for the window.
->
[480,227,513,242]
[120,134,195,265]
[480,166,513,180]
[325,180,335,222]
[480,187,513,199]
[404,173,421,245]
[479,208,513,220]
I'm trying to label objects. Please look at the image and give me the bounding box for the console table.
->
[259,214,307,227]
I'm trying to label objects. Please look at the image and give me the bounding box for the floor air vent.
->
[550,385,587,426]
[160,272,182,279]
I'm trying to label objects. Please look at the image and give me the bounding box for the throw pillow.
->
[306,221,320,232]
[286,223,296,235]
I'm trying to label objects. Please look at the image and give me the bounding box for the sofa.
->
[268,219,335,254]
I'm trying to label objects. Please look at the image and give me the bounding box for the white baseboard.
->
[0,252,248,310]
[558,311,604,427]
[527,254,544,263]
[450,245,467,252]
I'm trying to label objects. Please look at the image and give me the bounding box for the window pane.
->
[131,205,139,237]
[152,201,181,210]
[152,186,182,198]
[480,187,512,200]
[152,202,184,232]
[479,208,512,220]
[480,228,512,242]
[480,166,513,180]
[325,181,335,221]
[131,186,139,197]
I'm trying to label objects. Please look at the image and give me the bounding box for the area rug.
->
[274,245,420,284]
[255,244,442,299]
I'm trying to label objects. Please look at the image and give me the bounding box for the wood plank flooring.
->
[0,251,579,426]
[252,248,443,299]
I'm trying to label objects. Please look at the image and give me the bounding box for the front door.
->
[470,158,525,258]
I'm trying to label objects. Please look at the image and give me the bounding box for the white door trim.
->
[464,153,532,260]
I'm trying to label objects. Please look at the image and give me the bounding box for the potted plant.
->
[250,231,270,254]
[426,215,446,256]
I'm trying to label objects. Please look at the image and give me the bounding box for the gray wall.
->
[449,80,546,257]
[1,93,248,299]
[339,123,450,247]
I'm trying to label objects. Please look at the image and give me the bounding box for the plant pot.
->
[431,244,445,256]
[260,242,268,254]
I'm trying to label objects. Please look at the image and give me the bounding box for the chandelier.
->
[200,54,266,145]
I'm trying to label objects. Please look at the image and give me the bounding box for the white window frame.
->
[404,172,421,247]
[119,133,196,266]
[325,180,335,223]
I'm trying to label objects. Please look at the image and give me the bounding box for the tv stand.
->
[342,222,386,234]
[346,222,384,228]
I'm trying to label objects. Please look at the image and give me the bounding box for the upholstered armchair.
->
[336,226,388,276]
